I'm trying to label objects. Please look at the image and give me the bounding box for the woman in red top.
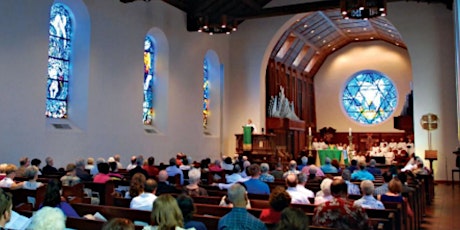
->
[259,186,292,224]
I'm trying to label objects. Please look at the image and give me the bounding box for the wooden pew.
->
[82,181,115,205]
[71,203,151,224]
[3,185,47,210]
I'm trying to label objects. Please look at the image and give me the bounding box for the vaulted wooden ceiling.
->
[157,0,452,76]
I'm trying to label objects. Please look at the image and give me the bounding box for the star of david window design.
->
[341,70,398,125]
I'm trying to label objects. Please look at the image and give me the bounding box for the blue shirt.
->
[366,167,381,176]
[373,183,388,196]
[243,178,270,195]
[351,170,375,181]
[165,165,184,185]
[259,173,274,183]
[345,181,360,195]
[354,195,385,210]
[218,207,267,230]
[321,164,338,173]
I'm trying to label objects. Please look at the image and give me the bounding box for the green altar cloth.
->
[318,149,349,165]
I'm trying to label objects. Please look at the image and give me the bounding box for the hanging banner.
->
[243,126,252,151]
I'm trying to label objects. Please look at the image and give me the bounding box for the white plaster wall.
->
[315,41,412,132]
[0,0,229,167]
[226,2,456,180]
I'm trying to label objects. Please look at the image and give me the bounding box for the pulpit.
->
[235,133,276,163]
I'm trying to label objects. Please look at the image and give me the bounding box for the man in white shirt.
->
[283,160,300,178]
[286,174,311,204]
[296,173,315,198]
[126,155,137,171]
[130,179,158,211]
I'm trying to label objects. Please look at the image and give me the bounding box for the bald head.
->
[158,170,168,182]
[286,174,298,188]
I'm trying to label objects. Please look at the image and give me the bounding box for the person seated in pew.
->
[221,156,234,171]
[0,188,13,229]
[28,206,66,230]
[366,159,381,176]
[320,157,338,174]
[313,178,370,230]
[341,169,360,195]
[374,171,392,196]
[75,158,92,182]
[125,173,146,198]
[60,163,81,186]
[143,194,195,230]
[166,157,184,185]
[259,186,291,224]
[15,157,29,178]
[93,162,112,184]
[182,168,208,196]
[42,157,58,175]
[0,164,23,190]
[130,179,158,211]
[22,166,44,190]
[259,163,274,183]
[225,164,243,184]
[331,159,342,173]
[108,159,124,180]
[305,167,323,185]
[156,170,180,196]
[126,156,137,171]
[269,163,284,180]
[397,172,415,194]
[296,173,315,199]
[102,218,135,230]
[40,179,79,218]
[31,158,42,176]
[353,180,385,210]
[314,178,333,205]
[218,183,267,230]
[351,161,375,181]
[285,174,311,204]
[377,178,414,218]
[129,156,149,179]
[243,164,270,195]
[297,156,308,171]
[275,207,309,230]
[176,194,207,230]
[283,160,300,178]
[0,164,7,180]
[301,157,325,177]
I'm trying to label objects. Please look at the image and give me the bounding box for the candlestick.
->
[349,128,352,136]
[308,127,312,136]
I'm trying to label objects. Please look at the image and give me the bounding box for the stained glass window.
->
[341,70,397,125]
[46,3,73,118]
[143,36,155,125]
[203,59,210,129]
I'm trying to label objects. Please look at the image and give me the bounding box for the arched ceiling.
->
[271,9,406,77]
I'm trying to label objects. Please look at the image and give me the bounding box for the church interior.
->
[0,0,458,184]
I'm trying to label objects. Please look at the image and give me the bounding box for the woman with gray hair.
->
[182,168,208,196]
[22,166,44,190]
[314,178,333,205]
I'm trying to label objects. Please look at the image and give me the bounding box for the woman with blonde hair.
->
[143,194,195,230]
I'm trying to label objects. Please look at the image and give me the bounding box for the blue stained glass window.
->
[341,70,397,125]
[203,59,210,129]
[46,3,72,118]
[143,36,155,125]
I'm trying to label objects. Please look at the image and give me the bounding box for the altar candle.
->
[349,128,352,136]
[308,127,312,136]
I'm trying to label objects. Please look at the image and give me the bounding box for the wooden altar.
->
[235,134,276,163]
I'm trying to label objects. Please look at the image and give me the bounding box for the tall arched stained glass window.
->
[341,70,397,125]
[143,36,155,125]
[203,59,210,129]
[46,3,73,118]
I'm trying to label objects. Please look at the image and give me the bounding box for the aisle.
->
[420,184,460,229]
